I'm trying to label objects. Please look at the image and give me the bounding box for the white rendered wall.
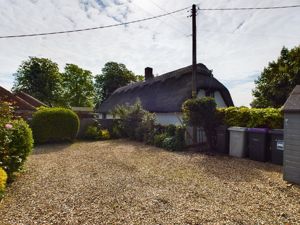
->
[99,114,114,119]
[155,113,183,125]
[197,90,227,107]
[214,91,227,107]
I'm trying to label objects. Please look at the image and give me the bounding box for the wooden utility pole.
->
[191,4,198,145]
[192,4,197,98]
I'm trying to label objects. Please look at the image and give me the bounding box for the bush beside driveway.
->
[0,140,299,224]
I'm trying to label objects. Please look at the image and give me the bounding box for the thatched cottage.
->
[97,64,234,125]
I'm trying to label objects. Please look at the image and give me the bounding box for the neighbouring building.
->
[0,86,47,120]
[96,63,234,125]
[282,85,300,185]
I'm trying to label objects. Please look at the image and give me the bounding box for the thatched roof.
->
[0,86,35,111]
[283,85,300,112]
[97,63,234,113]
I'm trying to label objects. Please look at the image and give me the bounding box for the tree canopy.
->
[94,62,141,104]
[61,64,95,107]
[251,45,300,108]
[13,57,62,106]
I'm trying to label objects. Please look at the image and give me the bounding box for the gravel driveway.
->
[0,140,299,224]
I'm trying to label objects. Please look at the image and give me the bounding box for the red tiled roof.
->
[0,86,36,111]
[15,91,48,108]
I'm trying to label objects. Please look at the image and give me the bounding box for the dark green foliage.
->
[182,97,218,150]
[84,125,110,140]
[112,101,156,143]
[153,126,186,151]
[31,107,79,143]
[13,57,62,106]
[84,125,101,140]
[251,45,300,108]
[94,62,142,104]
[0,102,33,180]
[112,101,186,151]
[219,107,250,127]
[166,124,176,136]
[174,126,186,150]
[61,64,95,107]
[153,133,168,148]
[111,120,124,139]
[162,137,177,150]
[217,107,283,129]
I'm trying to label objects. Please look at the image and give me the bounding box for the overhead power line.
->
[0,6,190,39]
[199,4,300,11]
[0,4,299,39]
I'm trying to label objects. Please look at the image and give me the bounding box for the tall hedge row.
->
[31,107,79,143]
[217,107,283,129]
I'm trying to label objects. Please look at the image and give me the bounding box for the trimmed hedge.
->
[31,107,79,143]
[217,107,283,129]
[0,167,7,197]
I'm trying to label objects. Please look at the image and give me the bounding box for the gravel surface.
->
[0,140,299,224]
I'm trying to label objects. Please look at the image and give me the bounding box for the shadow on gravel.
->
[32,143,72,155]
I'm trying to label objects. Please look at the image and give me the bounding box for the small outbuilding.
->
[97,63,234,125]
[282,85,300,184]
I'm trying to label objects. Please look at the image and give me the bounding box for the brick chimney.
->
[145,67,154,81]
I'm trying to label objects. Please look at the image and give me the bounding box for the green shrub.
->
[0,167,7,197]
[165,124,176,136]
[84,125,102,140]
[217,107,283,129]
[84,125,110,141]
[222,106,251,127]
[112,101,155,143]
[31,107,79,143]
[162,137,177,150]
[100,129,110,140]
[0,102,34,180]
[153,126,186,151]
[182,97,218,150]
[153,133,168,148]
[174,126,186,150]
[111,121,123,138]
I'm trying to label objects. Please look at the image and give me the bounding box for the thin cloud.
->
[0,0,299,107]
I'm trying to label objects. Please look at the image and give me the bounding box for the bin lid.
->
[247,128,268,133]
[228,126,247,132]
[268,129,283,134]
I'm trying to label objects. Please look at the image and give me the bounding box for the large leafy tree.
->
[251,46,300,108]
[94,62,141,104]
[13,57,62,106]
[61,64,95,107]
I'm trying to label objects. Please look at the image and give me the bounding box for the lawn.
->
[0,140,299,224]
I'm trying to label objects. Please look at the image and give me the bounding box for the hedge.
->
[31,107,79,143]
[217,107,283,129]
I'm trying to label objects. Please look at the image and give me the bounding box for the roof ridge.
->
[114,63,210,94]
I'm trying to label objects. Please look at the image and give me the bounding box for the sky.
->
[0,0,299,106]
